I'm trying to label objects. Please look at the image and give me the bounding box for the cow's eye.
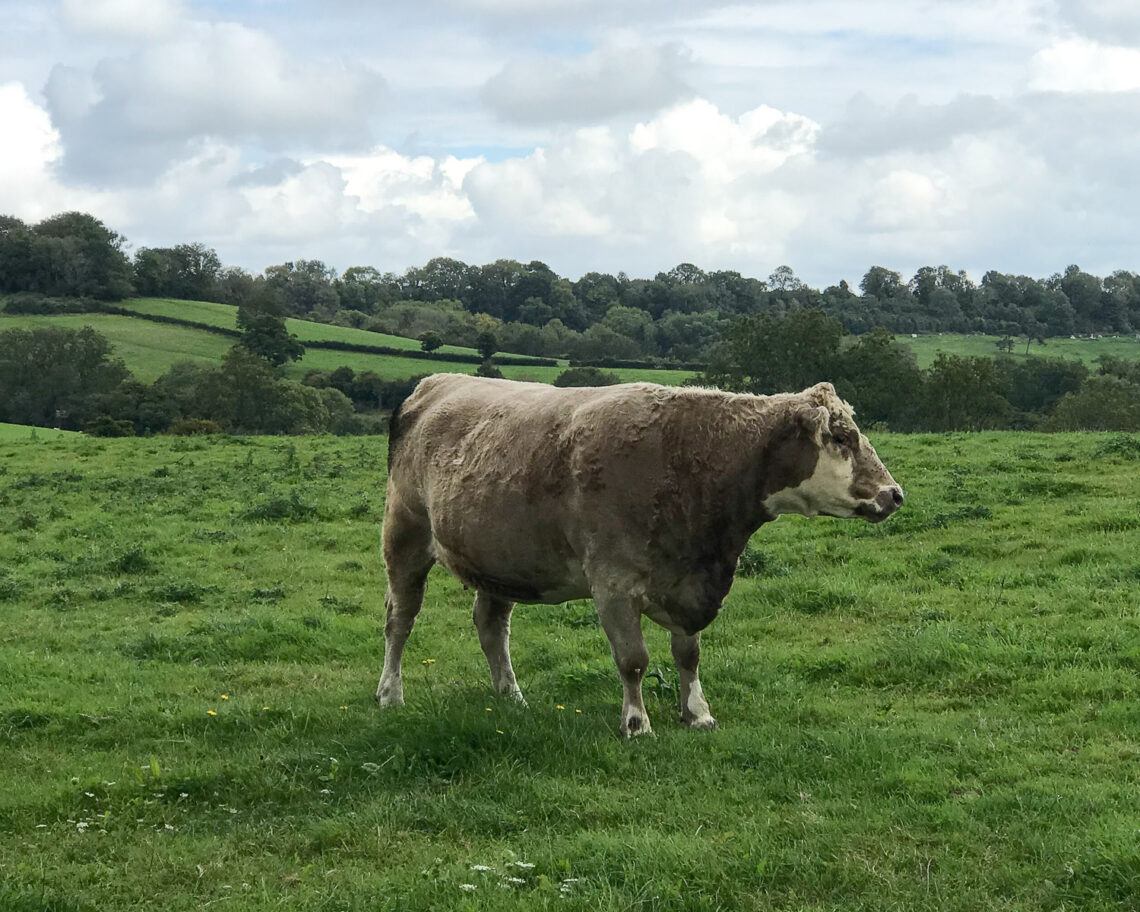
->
[832,431,849,447]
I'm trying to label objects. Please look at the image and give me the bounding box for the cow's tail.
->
[386,397,406,470]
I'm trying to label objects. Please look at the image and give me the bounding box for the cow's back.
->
[385,374,677,601]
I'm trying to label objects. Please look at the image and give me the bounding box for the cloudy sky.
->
[2,0,1139,284]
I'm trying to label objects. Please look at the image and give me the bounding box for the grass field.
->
[118,298,487,357]
[0,422,74,441]
[1,431,1137,911]
[0,308,696,387]
[902,333,1140,369]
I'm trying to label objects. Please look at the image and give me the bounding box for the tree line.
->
[3,211,1140,366]
[698,310,1140,432]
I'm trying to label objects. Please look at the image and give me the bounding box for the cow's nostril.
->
[891,487,904,506]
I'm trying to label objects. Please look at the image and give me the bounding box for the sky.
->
[2,0,1139,286]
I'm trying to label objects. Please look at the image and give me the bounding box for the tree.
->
[236,302,305,366]
[554,366,621,387]
[419,331,444,353]
[0,211,134,299]
[917,355,1010,430]
[0,326,130,427]
[838,328,923,427]
[996,336,1016,354]
[768,265,803,292]
[1047,375,1140,431]
[476,330,499,362]
[133,243,221,301]
[263,260,339,316]
[702,309,843,394]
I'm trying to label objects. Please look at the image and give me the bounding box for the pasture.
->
[1,430,1137,911]
[902,333,1140,369]
[0,304,696,387]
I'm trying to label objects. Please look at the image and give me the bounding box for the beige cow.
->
[377,374,903,736]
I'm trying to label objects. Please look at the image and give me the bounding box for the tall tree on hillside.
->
[237,290,304,367]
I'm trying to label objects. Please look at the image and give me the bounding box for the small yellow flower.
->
[220,694,230,701]
[206,709,217,716]
[555,704,565,711]
[485,707,493,713]
[339,705,348,711]
[575,709,583,714]
[261,706,270,711]
[421,658,436,666]
[496,729,505,735]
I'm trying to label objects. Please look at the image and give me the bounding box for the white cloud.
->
[45,20,385,183]
[1029,37,1140,92]
[482,43,692,125]
[0,81,111,222]
[59,0,185,39]
[1052,0,1140,45]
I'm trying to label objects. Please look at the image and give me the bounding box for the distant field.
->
[1,431,1137,911]
[0,422,74,440]
[0,309,696,386]
[900,332,1140,368]
[119,298,485,357]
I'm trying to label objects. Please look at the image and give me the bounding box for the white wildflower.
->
[470,864,493,872]
[459,883,477,892]
[508,861,535,870]
[75,822,88,832]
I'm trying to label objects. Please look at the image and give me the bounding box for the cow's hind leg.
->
[597,598,652,737]
[473,591,524,702]
[671,632,716,730]
[375,498,434,708]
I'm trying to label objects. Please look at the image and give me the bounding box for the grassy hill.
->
[902,332,1140,368]
[118,297,485,356]
[0,303,696,386]
[0,422,75,441]
[1,430,1137,911]
[4,296,1136,388]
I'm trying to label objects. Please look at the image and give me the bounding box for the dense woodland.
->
[2,211,1140,435]
[3,211,1140,366]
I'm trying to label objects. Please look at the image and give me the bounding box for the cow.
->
[376,374,903,736]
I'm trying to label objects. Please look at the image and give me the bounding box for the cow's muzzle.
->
[856,485,904,523]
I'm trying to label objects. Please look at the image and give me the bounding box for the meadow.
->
[1,430,1137,911]
[902,332,1140,369]
[0,304,695,387]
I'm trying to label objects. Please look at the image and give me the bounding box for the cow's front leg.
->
[597,599,652,737]
[671,632,716,730]
[473,591,525,702]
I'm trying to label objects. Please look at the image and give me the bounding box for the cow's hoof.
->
[504,689,527,706]
[682,713,718,731]
[375,689,404,709]
[621,714,654,738]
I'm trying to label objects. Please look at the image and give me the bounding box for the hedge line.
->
[2,294,557,366]
[569,357,706,372]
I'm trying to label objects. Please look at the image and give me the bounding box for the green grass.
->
[0,422,75,441]
[901,332,1140,368]
[119,298,488,357]
[1,431,1137,911]
[0,307,696,386]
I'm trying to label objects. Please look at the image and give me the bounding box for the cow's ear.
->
[797,405,830,444]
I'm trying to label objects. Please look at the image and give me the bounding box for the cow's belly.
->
[430,528,590,605]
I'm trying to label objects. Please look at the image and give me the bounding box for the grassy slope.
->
[902,332,1140,368]
[1,432,1137,911]
[0,422,75,440]
[0,309,695,386]
[119,297,486,357]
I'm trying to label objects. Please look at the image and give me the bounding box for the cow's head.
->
[763,382,903,523]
